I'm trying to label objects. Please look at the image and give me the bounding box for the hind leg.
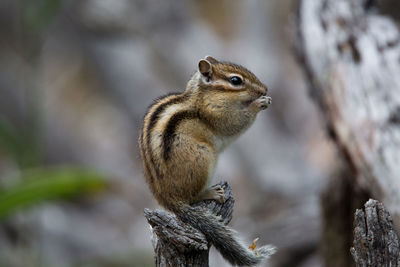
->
[197,184,226,204]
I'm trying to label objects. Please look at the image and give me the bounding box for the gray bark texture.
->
[295,0,400,222]
[143,181,234,267]
[351,199,400,267]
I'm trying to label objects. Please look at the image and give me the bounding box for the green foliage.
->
[0,168,108,219]
[22,0,64,33]
[0,115,39,167]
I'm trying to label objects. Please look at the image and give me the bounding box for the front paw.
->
[209,185,226,204]
[197,184,226,204]
[252,96,272,111]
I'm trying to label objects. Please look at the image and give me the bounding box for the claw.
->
[211,185,226,204]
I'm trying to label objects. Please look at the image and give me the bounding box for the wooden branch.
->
[295,0,400,221]
[351,199,400,266]
[143,181,234,267]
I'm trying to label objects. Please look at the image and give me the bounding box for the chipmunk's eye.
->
[229,76,243,86]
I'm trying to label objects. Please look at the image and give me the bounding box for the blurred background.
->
[0,0,337,266]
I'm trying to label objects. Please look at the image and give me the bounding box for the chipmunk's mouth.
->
[242,98,255,107]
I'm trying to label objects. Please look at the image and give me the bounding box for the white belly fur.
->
[205,134,239,187]
[213,134,239,153]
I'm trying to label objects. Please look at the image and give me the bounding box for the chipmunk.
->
[139,56,275,266]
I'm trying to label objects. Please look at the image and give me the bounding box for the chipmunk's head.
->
[193,56,268,98]
[187,56,270,110]
[187,56,271,136]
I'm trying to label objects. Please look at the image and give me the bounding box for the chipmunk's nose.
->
[257,85,267,96]
[262,89,267,96]
[251,82,267,97]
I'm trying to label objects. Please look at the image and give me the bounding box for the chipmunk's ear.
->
[198,59,212,80]
[205,56,218,64]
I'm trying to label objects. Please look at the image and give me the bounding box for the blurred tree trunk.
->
[320,163,369,267]
[295,0,400,265]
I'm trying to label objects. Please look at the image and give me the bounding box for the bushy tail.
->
[171,203,276,266]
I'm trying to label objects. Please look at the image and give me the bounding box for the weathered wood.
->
[143,181,234,267]
[351,199,400,267]
[295,0,400,222]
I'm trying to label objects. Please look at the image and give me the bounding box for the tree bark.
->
[295,0,400,223]
[143,181,234,267]
[351,199,400,267]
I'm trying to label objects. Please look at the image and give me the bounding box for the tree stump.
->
[143,181,234,267]
[351,199,400,267]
